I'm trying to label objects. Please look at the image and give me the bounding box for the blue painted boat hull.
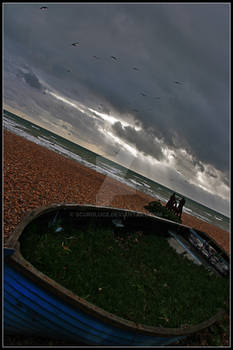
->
[4,204,227,346]
[4,259,185,345]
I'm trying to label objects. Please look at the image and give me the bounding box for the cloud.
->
[14,65,44,91]
[22,70,43,90]
[3,3,230,214]
[170,149,229,201]
[112,121,165,161]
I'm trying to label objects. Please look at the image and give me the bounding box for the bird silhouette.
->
[40,6,48,10]
[140,92,147,97]
[173,81,183,85]
[72,42,79,47]
[111,56,118,61]
[133,67,139,71]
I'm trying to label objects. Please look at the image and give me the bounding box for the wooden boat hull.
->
[4,204,228,346]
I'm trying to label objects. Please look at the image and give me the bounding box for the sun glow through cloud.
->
[88,108,142,131]
[47,91,142,133]
[48,91,87,114]
[3,3,229,217]
[99,127,138,157]
[162,147,175,164]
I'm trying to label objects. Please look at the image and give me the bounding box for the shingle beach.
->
[4,129,229,254]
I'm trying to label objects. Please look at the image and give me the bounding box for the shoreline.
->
[4,129,230,254]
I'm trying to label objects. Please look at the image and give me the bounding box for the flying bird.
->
[133,67,139,71]
[72,42,79,46]
[40,6,48,10]
[140,92,147,97]
[173,81,183,85]
[111,56,118,61]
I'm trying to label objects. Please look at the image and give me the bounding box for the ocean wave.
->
[31,125,40,130]
[194,214,211,223]
[183,207,211,223]
[183,207,193,214]
[4,116,227,231]
[130,179,142,186]
[5,120,138,191]
[153,194,168,203]
[4,117,29,132]
[98,162,123,175]
[215,216,223,221]
[142,182,151,188]
[204,211,213,217]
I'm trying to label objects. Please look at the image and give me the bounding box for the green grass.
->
[144,200,182,223]
[19,216,229,330]
[176,312,230,346]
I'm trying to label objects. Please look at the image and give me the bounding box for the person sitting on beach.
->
[176,197,186,218]
[166,193,177,211]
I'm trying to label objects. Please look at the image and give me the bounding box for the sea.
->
[3,109,230,233]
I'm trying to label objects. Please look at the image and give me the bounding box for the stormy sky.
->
[3,3,230,216]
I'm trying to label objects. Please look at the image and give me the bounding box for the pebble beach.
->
[4,129,230,254]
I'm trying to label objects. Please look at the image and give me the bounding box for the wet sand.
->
[3,129,230,254]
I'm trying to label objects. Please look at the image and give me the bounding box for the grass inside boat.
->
[19,212,229,329]
[144,200,182,223]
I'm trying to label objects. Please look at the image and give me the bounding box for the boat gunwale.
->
[4,203,228,337]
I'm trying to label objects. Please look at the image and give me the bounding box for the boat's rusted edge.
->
[4,203,227,337]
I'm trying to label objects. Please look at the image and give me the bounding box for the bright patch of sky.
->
[88,108,142,131]
[161,147,175,164]
[3,3,229,216]
[48,91,87,114]
[99,128,138,157]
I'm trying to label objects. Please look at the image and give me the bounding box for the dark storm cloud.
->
[154,91,230,173]
[20,70,43,90]
[112,121,165,161]
[172,151,206,176]
[222,175,230,187]
[4,4,230,189]
[113,3,230,174]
